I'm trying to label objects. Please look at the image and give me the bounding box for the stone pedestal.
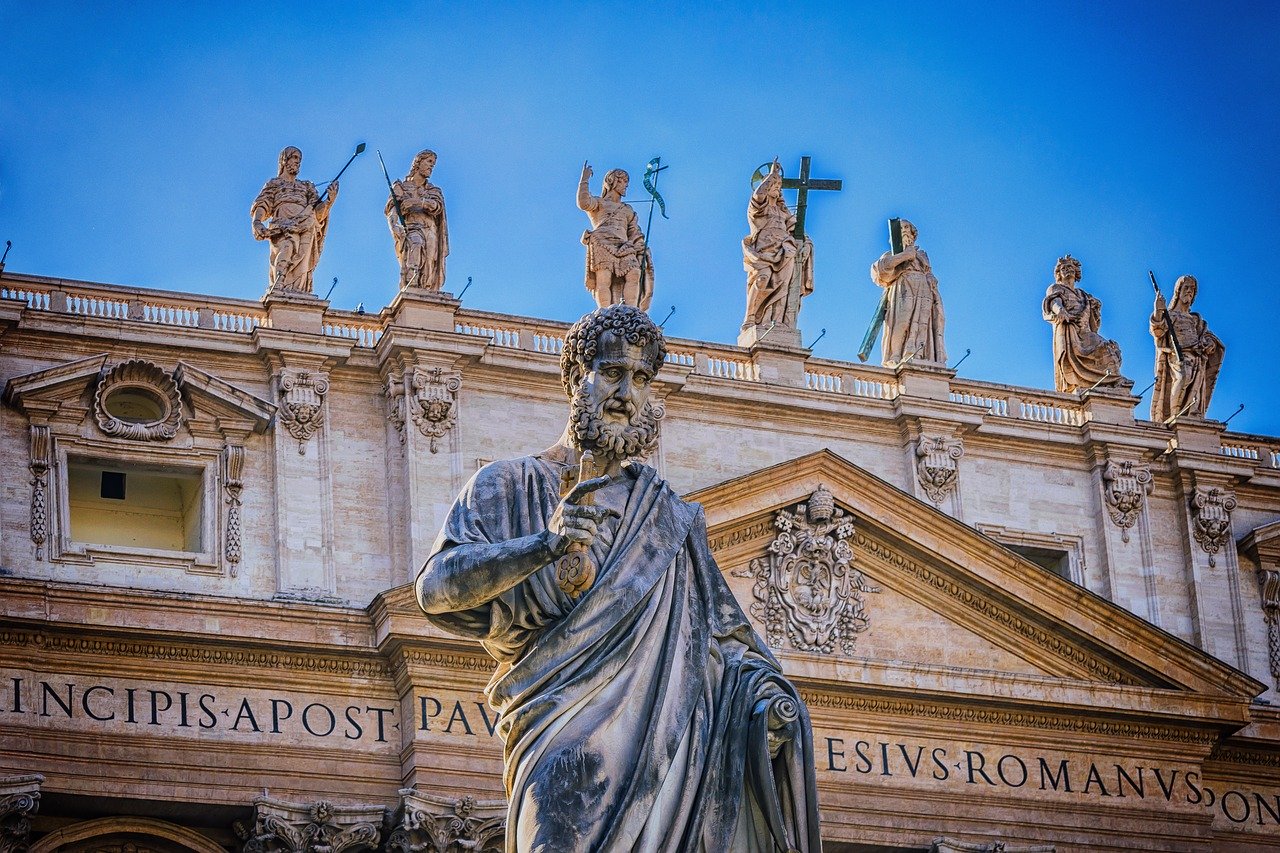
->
[738,322,801,350]
[1082,385,1139,427]
[388,289,461,333]
[746,338,808,388]
[262,291,328,335]
[1169,416,1227,455]
[895,362,954,402]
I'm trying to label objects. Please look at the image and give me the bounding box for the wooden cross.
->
[780,156,842,239]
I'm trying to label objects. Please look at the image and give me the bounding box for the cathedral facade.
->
[2,269,1280,852]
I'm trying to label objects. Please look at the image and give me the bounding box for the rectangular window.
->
[67,460,204,552]
[1005,543,1070,580]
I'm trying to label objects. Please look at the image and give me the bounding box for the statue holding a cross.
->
[739,156,841,349]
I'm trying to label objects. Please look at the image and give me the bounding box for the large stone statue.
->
[577,163,654,310]
[742,160,813,334]
[417,305,821,853]
[1042,255,1127,393]
[251,147,338,296]
[387,150,449,292]
[1151,274,1224,420]
[870,219,946,365]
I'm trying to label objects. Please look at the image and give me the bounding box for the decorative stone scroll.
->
[384,376,407,443]
[1190,484,1237,567]
[1101,459,1153,543]
[277,369,330,454]
[28,426,49,561]
[0,774,43,853]
[1259,568,1280,687]
[236,798,381,853]
[92,359,184,441]
[410,368,461,453]
[916,435,964,505]
[387,790,505,853]
[737,486,880,655]
[932,838,1055,853]
[223,445,245,571]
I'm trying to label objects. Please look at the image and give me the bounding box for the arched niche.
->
[29,816,227,853]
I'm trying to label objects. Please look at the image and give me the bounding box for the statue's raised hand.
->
[549,473,617,598]
[580,161,593,183]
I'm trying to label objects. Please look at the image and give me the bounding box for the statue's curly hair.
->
[560,305,667,395]
[1055,253,1082,282]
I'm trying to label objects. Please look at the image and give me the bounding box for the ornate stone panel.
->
[387,790,505,853]
[223,444,245,571]
[92,359,184,441]
[1101,459,1152,543]
[736,486,880,655]
[28,426,49,560]
[1260,568,1280,687]
[1189,484,1237,567]
[409,367,461,453]
[276,369,329,454]
[915,434,963,505]
[235,799,381,853]
[0,774,43,853]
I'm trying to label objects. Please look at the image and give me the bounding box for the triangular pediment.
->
[686,450,1263,710]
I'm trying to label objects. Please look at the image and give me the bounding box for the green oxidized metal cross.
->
[781,156,842,239]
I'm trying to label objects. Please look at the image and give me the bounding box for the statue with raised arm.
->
[577,163,654,310]
[743,159,813,332]
[417,304,822,853]
[870,219,946,365]
[1042,254,1127,393]
[387,149,449,292]
[251,147,338,296]
[1151,274,1223,420]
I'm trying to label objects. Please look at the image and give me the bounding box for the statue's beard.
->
[568,386,662,461]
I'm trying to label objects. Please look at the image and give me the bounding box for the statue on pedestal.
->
[386,150,449,292]
[577,163,654,310]
[1042,255,1126,393]
[870,219,946,365]
[251,147,338,296]
[417,305,821,853]
[1151,274,1224,420]
[742,159,813,334]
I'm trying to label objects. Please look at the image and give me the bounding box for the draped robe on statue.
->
[423,455,821,853]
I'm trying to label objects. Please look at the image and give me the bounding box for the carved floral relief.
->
[916,435,963,505]
[1258,568,1280,687]
[737,486,880,655]
[1101,459,1153,543]
[387,793,505,853]
[1190,484,1237,567]
[236,799,380,853]
[28,426,49,561]
[223,444,245,571]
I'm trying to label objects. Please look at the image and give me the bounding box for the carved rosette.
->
[1190,484,1237,567]
[737,486,880,655]
[410,368,461,453]
[0,774,43,853]
[223,445,245,571]
[916,435,963,505]
[28,426,49,560]
[236,799,381,853]
[92,359,185,441]
[1260,569,1280,686]
[1101,459,1153,543]
[387,791,505,853]
[277,369,330,455]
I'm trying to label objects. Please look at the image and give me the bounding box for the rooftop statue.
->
[1042,255,1128,393]
[577,163,654,310]
[386,150,449,292]
[251,147,338,296]
[870,219,946,366]
[742,159,813,337]
[417,305,821,853]
[1151,274,1224,420]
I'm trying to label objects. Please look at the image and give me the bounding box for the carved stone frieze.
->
[92,359,185,441]
[1101,459,1152,543]
[224,444,245,571]
[915,434,963,504]
[1259,568,1280,686]
[0,774,43,853]
[28,426,49,560]
[276,369,330,454]
[387,790,505,853]
[1189,484,1237,567]
[736,486,880,655]
[409,367,461,453]
[236,798,381,853]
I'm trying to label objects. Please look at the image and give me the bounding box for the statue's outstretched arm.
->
[418,532,564,614]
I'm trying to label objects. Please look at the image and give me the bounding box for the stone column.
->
[387,789,506,853]
[235,797,381,853]
[1175,469,1245,668]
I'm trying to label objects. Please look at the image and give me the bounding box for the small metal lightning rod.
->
[457,276,474,299]
[658,305,676,327]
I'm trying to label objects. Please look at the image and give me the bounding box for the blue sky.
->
[3,1,1278,433]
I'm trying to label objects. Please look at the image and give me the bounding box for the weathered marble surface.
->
[870,219,945,365]
[577,165,654,310]
[386,150,448,292]
[1151,274,1224,420]
[251,147,337,296]
[743,160,812,333]
[1042,255,1126,393]
[417,305,820,852]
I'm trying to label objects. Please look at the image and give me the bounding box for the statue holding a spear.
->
[251,143,364,296]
